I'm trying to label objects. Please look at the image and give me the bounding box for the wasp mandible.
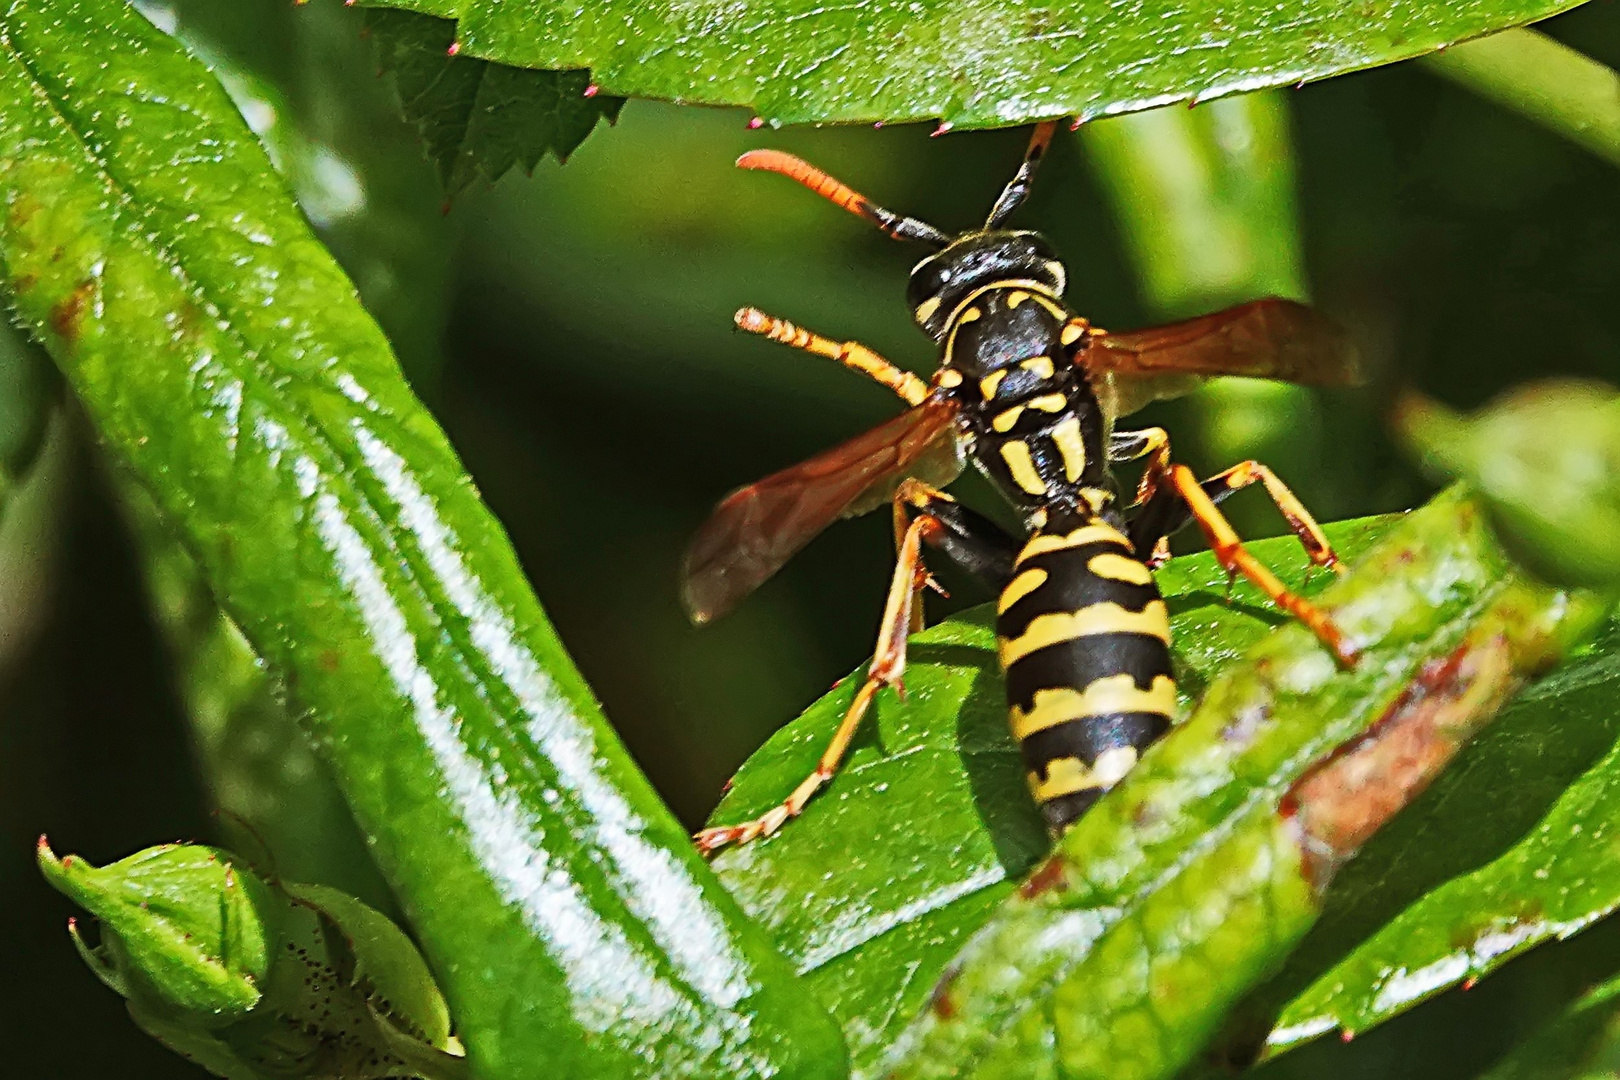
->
[685,124,1362,853]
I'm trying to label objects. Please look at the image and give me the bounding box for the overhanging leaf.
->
[365,8,622,196]
[357,0,1590,127]
[0,2,842,1076]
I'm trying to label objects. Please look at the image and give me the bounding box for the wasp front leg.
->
[695,480,1018,855]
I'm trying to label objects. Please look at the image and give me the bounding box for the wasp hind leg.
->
[695,480,1018,855]
[1114,428,1342,575]
[1158,463,1357,665]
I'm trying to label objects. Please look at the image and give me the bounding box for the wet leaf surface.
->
[356,0,1589,127]
[0,2,842,1077]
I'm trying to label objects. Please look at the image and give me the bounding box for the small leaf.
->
[44,842,469,1080]
[357,0,1587,127]
[365,8,621,196]
[38,840,273,1024]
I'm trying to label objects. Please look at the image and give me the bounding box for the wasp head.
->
[907,231,1068,340]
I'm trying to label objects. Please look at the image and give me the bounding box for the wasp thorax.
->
[908,231,1067,339]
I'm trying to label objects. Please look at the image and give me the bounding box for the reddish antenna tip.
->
[583,83,599,98]
[734,307,769,333]
[873,120,885,129]
[447,41,461,57]
[1069,117,1084,131]
[931,122,953,137]
[747,116,765,129]
[1340,1030,1356,1043]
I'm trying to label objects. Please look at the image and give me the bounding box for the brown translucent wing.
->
[1083,298,1362,418]
[682,397,962,625]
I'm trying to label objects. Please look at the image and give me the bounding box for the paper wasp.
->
[684,123,1362,853]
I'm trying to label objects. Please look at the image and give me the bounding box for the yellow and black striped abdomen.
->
[996,516,1176,833]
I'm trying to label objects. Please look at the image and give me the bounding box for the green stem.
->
[1423,28,1620,169]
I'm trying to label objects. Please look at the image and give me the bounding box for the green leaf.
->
[876,492,1607,1080]
[38,841,274,1023]
[1477,971,1620,1080]
[0,3,842,1078]
[43,842,469,1080]
[356,0,1589,127]
[709,516,1393,1071]
[365,8,622,197]
[710,493,1611,1076]
[1266,681,1620,1050]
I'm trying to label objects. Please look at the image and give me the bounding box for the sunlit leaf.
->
[710,516,1394,1070]
[356,0,1588,127]
[0,2,841,1076]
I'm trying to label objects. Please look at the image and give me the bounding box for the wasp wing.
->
[1083,298,1362,418]
[682,397,961,625]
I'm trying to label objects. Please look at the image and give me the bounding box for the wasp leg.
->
[892,477,1021,630]
[694,510,940,855]
[1108,426,1171,506]
[1163,463,1357,666]
[734,307,929,405]
[1115,428,1341,575]
[695,482,1018,855]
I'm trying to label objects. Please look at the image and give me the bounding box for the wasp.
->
[684,123,1361,853]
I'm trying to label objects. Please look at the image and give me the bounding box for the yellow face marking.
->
[991,406,1026,433]
[1061,321,1086,346]
[1009,674,1178,741]
[1030,756,1100,799]
[1087,552,1154,585]
[1005,290,1030,309]
[914,296,941,325]
[1051,415,1087,482]
[1020,356,1055,380]
[1027,393,1067,413]
[937,368,963,388]
[958,306,982,323]
[999,440,1048,496]
[997,568,1049,614]
[999,600,1172,666]
[1016,522,1132,564]
[979,370,1007,400]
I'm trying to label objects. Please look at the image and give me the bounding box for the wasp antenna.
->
[736,149,949,246]
[985,120,1059,228]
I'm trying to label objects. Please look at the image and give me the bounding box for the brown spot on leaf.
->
[930,969,960,1019]
[1287,634,1518,891]
[318,650,342,673]
[1018,856,1070,899]
[49,279,95,345]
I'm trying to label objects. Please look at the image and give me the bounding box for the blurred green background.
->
[5,0,1620,1076]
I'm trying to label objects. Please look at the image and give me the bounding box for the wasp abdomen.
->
[996,516,1176,833]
